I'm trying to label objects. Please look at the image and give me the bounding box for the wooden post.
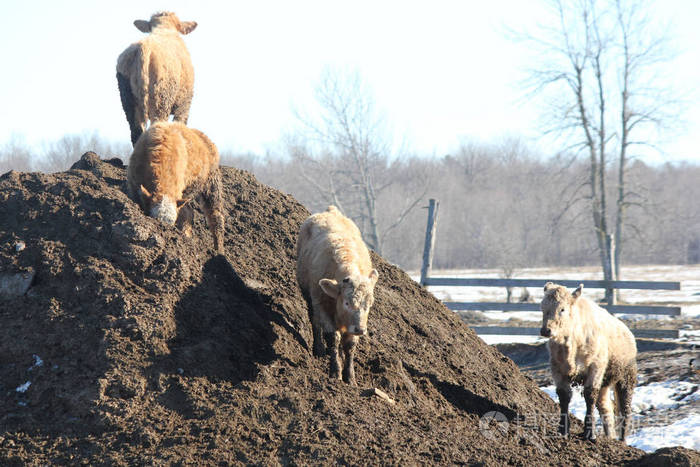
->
[420,199,439,286]
[605,233,617,305]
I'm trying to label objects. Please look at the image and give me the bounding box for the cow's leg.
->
[583,365,605,440]
[201,169,225,253]
[552,369,572,436]
[172,95,192,124]
[310,300,326,357]
[116,72,143,146]
[175,204,194,238]
[583,385,599,440]
[555,383,572,436]
[324,331,341,380]
[616,367,636,441]
[341,333,358,386]
[596,385,615,438]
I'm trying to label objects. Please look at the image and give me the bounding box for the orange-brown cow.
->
[127,121,224,252]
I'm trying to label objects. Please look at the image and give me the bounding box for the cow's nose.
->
[349,325,367,336]
[540,327,551,337]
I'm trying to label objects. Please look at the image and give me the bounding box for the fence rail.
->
[469,326,679,340]
[419,198,684,340]
[445,301,681,316]
[423,277,680,290]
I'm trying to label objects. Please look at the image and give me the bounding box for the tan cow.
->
[296,206,379,385]
[117,11,197,145]
[127,121,224,252]
[540,282,637,441]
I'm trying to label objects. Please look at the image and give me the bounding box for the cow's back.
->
[575,297,637,365]
[296,207,371,293]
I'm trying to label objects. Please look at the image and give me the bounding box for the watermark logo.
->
[479,410,509,440]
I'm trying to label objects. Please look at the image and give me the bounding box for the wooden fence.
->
[419,199,682,340]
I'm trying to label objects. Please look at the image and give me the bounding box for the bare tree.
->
[522,0,679,302]
[292,68,429,254]
[0,135,33,174]
[38,132,132,172]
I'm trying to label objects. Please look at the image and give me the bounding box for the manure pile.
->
[0,153,695,465]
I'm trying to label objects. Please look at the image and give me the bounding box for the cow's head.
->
[134,11,197,35]
[540,282,582,339]
[139,185,189,226]
[319,270,379,336]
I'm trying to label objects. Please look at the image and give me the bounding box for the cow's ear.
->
[140,185,153,203]
[368,269,379,285]
[572,284,584,299]
[319,279,340,298]
[134,20,151,33]
[544,282,555,292]
[177,20,197,34]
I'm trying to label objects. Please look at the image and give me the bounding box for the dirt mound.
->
[0,153,692,465]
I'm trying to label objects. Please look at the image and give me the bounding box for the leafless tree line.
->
[2,132,698,272]
[221,140,700,272]
[0,132,131,174]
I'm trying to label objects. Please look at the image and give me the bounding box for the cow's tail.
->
[135,45,150,128]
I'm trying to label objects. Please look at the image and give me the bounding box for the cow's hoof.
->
[343,375,357,386]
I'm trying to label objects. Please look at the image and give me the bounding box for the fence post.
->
[420,199,439,286]
[605,233,617,305]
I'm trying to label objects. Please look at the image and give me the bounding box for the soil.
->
[0,152,697,465]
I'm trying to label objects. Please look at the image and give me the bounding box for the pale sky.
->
[1,1,699,163]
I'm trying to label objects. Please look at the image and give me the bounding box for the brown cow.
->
[127,121,224,252]
[540,282,637,441]
[117,11,197,145]
[296,206,379,385]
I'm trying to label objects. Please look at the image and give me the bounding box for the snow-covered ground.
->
[540,381,700,452]
[414,264,700,344]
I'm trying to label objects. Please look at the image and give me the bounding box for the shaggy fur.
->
[296,206,379,385]
[127,121,224,252]
[540,282,637,442]
[116,11,197,145]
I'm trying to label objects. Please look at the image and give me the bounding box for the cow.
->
[540,282,637,441]
[127,121,224,252]
[117,11,197,145]
[296,206,379,385]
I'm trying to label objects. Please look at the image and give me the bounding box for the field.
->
[418,266,700,452]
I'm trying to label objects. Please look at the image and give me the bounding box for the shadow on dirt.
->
[403,363,519,421]
[162,255,280,386]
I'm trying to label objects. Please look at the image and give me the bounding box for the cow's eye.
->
[344,301,349,308]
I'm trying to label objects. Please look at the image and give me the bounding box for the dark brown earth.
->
[0,152,696,465]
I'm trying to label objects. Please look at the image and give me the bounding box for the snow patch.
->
[541,380,700,451]
[627,414,700,452]
[16,381,31,393]
[28,354,43,370]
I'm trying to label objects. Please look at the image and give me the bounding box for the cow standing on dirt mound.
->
[116,11,197,145]
[127,121,224,252]
[296,206,379,385]
[540,282,637,442]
